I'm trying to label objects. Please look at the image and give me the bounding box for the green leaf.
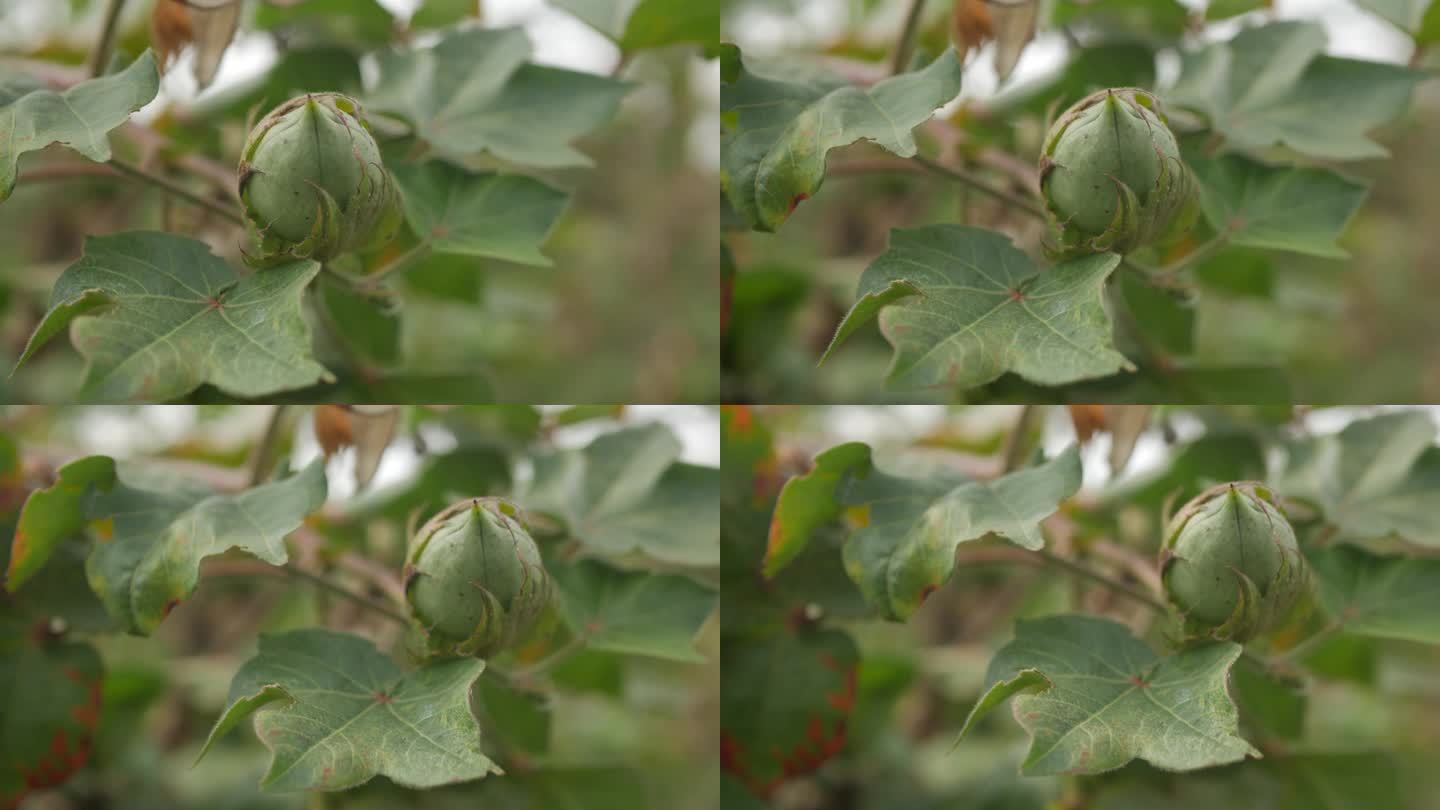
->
[6,456,116,592]
[956,615,1259,776]
[6,536,116,634]
[474,674,549,755]
[1206,0,1269,20]
[392,162,570,266]
[198,628,498,792]
[16,232,331,402]
[554,0,719,50]
[1232,656,1306,740]
[1050,0,1190,37]
[764,442,873,577]
[843,445,1083,620]
[551,560,716,662]
[720,45,962,232]
[523,424,719,567]
[0,51,159,203]
[314,276,402,370]
[347,445,511,523]
[1272,411,1440,545]
[252,0,396,46]
[1308,545,1440,644]
[1190,154,1368,258]
[825,225,1129,391]
[366,27,629,168]
[409,0,480,29]
[1168,21,1422,160]
[479,767,649,809]
[721,628,858,791]
[0,631,103,808]
[85,459,327,635]
[720,405,776,509]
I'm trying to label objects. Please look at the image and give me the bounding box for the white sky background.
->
[817,405,1440,493]
[70,405,720,502]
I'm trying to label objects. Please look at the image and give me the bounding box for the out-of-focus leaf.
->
[475,674,550,756]
[6,455,116,592]
[86,458,327,635]
[1232,656,1306,740]
[366,27,629,168]
[1112,433,1266,512]
[393,162,570,266]
[345,445,510,529]
[552,559,716,661]
[1091,752,1407,810]
[1190,154,1368,258]
[409,0,480,29]
[0,630,103,809]
[554,0,720,50]
[956,615,1258,776]
[316,276,402,370]
[1207,0,1270,20]
[824,225,1129,390]
[225,46,363,115]
[719,404,777,509]
[720,44,962,231]
[480,767,648,809]
[1272,411,1440,545]
[1168,21,1422,160]
[15,232,330,402]
[0,51,159,202]
[7,537,116,633]
[1050,0,1189,37]
[252,0,396,46]
[523,424,719,566]
[1308,545,1440,644]
[198,628,498,791]
[721,627,858,796]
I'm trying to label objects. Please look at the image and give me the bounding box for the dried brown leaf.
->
[313,405,354,457]
[950,0,1038,82]
[150,0,242,90]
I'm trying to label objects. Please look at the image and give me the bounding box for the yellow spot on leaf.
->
[90,517,114,541]
[845,505,871,529]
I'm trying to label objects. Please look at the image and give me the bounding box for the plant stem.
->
[1027,547,1170,614]
[88,0,128,77]
[247,405,291,486]
[281,565,410,625]
[509,636,586,680]
[364,241,432,286]
[206,560,410,625]
[912,155,1048,220]
[889,0,929,75]
[1276,623,1340,664]
[1129,236,1228,286]
[108,158,246,225]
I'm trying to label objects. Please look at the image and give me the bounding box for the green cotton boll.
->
[1039,88,1198,257]
[1160,482,1309,643]
[238,93,403,263]
[404,498,552,659]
